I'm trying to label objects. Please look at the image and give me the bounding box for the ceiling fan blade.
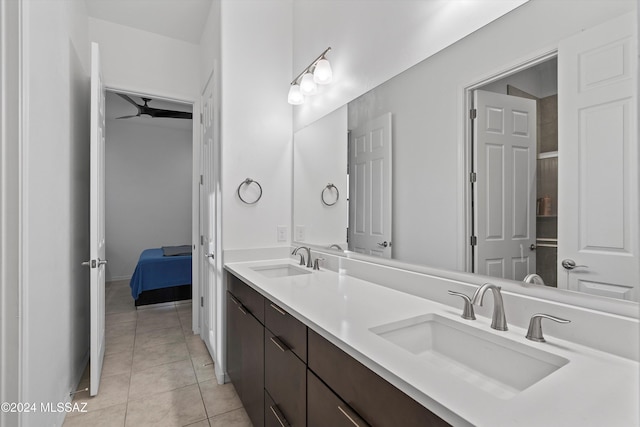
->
[116,114,140,119]
[149,109,193,119]
[116,93,141,109]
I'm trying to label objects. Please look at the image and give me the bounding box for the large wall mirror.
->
[292,1,638,308]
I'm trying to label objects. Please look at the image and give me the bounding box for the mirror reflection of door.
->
[473,90,538,281]
[348,113,392,258]
[557,11,639,301]
[472,56,559,284]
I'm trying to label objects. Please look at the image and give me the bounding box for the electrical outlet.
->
[295,225,305,241]
[277,225,287,242]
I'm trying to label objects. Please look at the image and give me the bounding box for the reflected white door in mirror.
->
[348,113,392,258]
[557,12,638,302]
[474,90,537,281]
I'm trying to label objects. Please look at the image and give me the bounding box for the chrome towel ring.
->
[321,183,339,206]
[237,178,263,204]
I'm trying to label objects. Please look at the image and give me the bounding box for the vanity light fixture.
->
[288,47,332,105]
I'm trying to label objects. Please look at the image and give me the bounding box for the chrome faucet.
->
[470,283,508,331]
[291,246,313,268]
[523,273,545,286]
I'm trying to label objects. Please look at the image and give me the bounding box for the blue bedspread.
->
[130,248,192,299]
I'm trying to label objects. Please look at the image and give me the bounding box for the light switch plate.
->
[295,225,305,241]
[277,225,287,242]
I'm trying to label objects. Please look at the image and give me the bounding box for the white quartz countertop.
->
[224,259,639,427]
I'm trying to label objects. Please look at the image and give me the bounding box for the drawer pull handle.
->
[270,336,288,352]
[270,405,290,427]
[229,295,240,306]
[237,304,247,315]
[270,303,287,316]
[337,405,368,427]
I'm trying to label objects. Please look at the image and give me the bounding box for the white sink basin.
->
[251,264,312,278]
[370,314,569,399]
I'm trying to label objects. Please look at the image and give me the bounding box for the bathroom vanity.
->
[224,256,639,427]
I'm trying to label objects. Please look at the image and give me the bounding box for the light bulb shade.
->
[299,72,317,95]
[313,58,333,84]
[287,84,304,105]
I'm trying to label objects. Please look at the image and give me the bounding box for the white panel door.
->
[200,75,216,351]
[88,42,106,396]
[348,113,392,258]
[475,90,537,281]
[557,12,638,301]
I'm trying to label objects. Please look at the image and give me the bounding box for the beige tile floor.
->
[63,280,251,427]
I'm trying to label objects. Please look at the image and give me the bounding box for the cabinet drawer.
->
[308,329,449,427]
[265,300,307,362]
[308,370,369,427]
[227,271,265,323]
[265,332,306,426]
[265,390,294,427]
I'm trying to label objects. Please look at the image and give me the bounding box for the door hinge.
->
[200,174,204,185]
[200,296,204,307]
[469,172,477,183]
[200,113,203,123]
[470,236,477,246]
[346,228,349,243]
[470,108,477,120]
[200,235,204,245]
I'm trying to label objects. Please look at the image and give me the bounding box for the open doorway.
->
[103,90,196,307]
[469,56,558,287]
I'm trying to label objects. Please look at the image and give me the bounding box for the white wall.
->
[105,119,193,281]
[20,0,91,425]
[88,17,200,102]
[0,1,23,425]
[291,0,528,131]
[293,106,348,247]
[220,0,293,251]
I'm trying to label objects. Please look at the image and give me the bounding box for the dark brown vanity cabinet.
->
[226,271,448,427]
[226,274,265,427]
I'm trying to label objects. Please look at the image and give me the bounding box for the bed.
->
[130,246,192,306]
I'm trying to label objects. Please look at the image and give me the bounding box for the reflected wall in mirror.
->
[292,0,638,303]
[293,106,348,249]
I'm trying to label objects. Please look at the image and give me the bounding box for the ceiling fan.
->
[116,93,192,120]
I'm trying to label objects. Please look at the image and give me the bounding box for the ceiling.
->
[106,91,193,131]
[85,0,213,44]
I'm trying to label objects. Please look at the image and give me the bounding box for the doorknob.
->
[377,241,389,248]
[81,259,107,268]
[561,259,588,270]
[530,244,536,251]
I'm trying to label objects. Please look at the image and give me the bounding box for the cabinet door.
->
[227,291,265,426]
[308,370,369,427]
[226,291,243,398]
[308,330,449,427]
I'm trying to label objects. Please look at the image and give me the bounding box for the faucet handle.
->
[296,253,305,266]
[313,257,325,270]
[526,313,571,342]
[448,291,476,320]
